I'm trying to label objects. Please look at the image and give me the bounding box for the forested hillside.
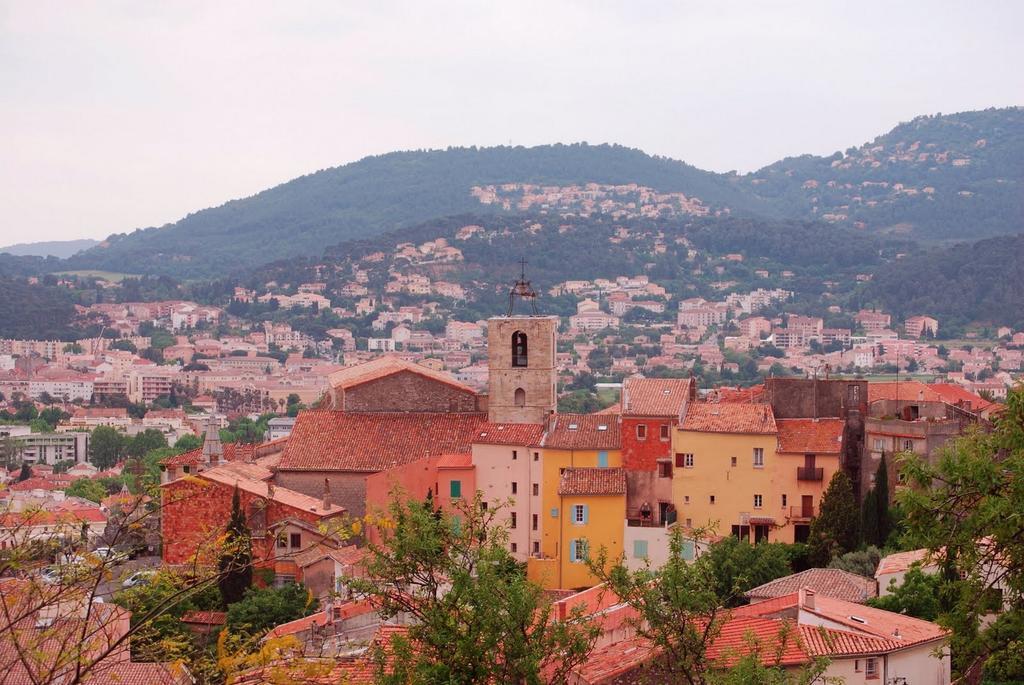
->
[860,234,1024,330]
[65,144,760,278]
[0,278,80,340]
[736,107,1024,240]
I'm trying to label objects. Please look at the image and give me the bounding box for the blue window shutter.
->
[598,451,608,468]
[582,504,589,524]
[452,516,461,535]
[633,540,648,559]
[569,539,577,563]
[551,508,559,518]
[682,540,695,561]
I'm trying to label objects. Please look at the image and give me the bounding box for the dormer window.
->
[512,331,528,367]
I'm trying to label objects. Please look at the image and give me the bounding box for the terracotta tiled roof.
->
[868,381,941,404]
[775,418,844,454]
[160,442,256,467]
[191,461,345,518]
[328,355,477,395]
[706,616,811,667]
[621,377,692,417]
[681,402,777,434]
[543,414,621,450]
[745,568,877,603]
[714,385,766,403]
[73,407,129,418]
[927,383,995,412]
[472,422,545,446]
[81,661,190,684]
[876,548,935,576]
[181,610,226,625]
[558,467,627,496]
[798,625,901,656]
[278,410,487,472]
[436,453,472,468]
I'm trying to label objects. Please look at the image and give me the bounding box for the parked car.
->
[92,547,129,564]
[122,570,156,588]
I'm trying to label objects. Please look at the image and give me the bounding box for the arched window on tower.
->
[514,387,526,407]
[512,331,528,367]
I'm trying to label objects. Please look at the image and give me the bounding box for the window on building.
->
[709,495,716,505]
[573,504,587,524]
[753,448,764,468]
[685,453,694,468]
[597,450,608,468]
[902,439,914,451]
[511,481,517,494]
[450,480,462,498]
[532,513,538,530]
[685,517,693,527]
[533,451,539,461]
[512,331,528,367]
[730,456,737,467]
[532,483,539,496]
[514,387,526,407]
[731,525,750,540]
[753,494,763,509]
[480,501,488,511]
[658,461,672,478]
[510,543,517,553]
[551,508,559,518]
[276,534,287,548]
[782,494,788,507]
[570,539,588,563]
[512,450,518,460]
[636,424,647,440]
[865,658,878,679]
[854,660,861,672]
[532,541,540,555]
[510,512,517,529]
[873,438,884,450]
[683,495,690,504]
[660,424,670,440]
[633,540,649,559]
[290,533,302,548]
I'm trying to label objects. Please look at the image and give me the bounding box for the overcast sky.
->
[1,1,1021,243]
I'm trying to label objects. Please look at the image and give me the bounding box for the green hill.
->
[65,108,1023,278]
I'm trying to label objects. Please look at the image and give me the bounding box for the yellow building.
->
[672,403,843,545]
[555,466,627,590]
[527,413,623,589]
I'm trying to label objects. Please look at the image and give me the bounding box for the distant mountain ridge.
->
[63,107,1023,277]
[1,238,99,259]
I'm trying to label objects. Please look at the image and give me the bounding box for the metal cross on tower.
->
[506,257,540,316]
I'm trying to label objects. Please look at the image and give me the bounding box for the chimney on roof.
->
[800,587,816,610]
[267,482,275,500]
[201,417,223,468]
[323,478,331,510]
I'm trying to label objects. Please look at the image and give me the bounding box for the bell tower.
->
[487,261,558,424]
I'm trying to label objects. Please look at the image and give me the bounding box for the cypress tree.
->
[875,455,891,545]
[861,488,880,547]
[808,471,860,567]
[17,462,31,482]
[219,484,253,606]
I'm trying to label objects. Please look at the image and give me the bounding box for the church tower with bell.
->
[487,260,558,424]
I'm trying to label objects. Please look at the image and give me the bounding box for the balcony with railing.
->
[790,504,817,520]
[796,467,824,481]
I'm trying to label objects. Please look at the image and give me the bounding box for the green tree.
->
[347,492,598,684]
[225,583,314,639]
[29,418,51,433]
[867,565,941,621]
[0,436,23,467]
[65,477,109,504]
[828,547,882,577]
[701,536,793,607]
[899,388,1024,681]
[173,433,202,452]
[219,485,253,606]
[127,429,167,458]
[860,489,880,547]
[807,471,860,566]
[88,425,126,469]
[875,455,891,544]
[17,462,32,482]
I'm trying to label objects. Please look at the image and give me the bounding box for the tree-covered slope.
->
[859,234,1024,330]
[734,107,1024,241]
[66,144,762,278]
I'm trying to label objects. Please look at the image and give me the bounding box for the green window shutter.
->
[633,539,648,559]
[449,480,461,498]
[597,450,608,468]
[451,516,461,535]
[682,540,695,561]
[582,504,589,524]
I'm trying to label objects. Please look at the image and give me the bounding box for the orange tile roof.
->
[621,377,693,416]
[682,402,777,434]
[543,414,621,450]
[436,453,473,468]
[181,610,226,625]
[472,422,545,447]
[745,568,877,603]
[798,625,901,657]
[160,442,256,467]
[868,381,941,404]
[278,410,486,472]
[876,548,935,576]
[714,385,766,403]
[775,418,844,454]
[328,355,478,395]
[558,467,627,496]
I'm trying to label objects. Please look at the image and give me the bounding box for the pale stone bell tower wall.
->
[487,315,558,425]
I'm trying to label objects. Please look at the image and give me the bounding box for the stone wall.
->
[487,316,558,424]
[765,378,868,419]
[342,370,480,413]
[275,470,370,519]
